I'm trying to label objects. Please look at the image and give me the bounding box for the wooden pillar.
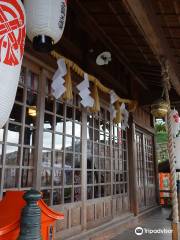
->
[128,114,139,216]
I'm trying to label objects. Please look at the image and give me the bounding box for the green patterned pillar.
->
[18,189,42,240]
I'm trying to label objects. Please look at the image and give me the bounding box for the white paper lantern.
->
[0,0,26,129]
[24,0,67,52]
[174,137,180,170]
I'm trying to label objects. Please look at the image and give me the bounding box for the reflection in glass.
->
[55,134,63,150]
[23,148,34,166]
[42,189,51,206]
[54,169,62,186]
[44,114,53,130]
[64,188,72,203]
[43,132,52,149]
[65,121,73,135]
[7,124,21,144]
[74,187,81,202]
[41,168,52,187]
[75,138,81,153]
[6,145,19,165]
[87,171,93,184]
[21,169,33,187]
[94,157,99,169]
[74,171,81,185]
[65,137,73,151]
[54,151,63,168]
[10,104,22,122]
[87,186,93,200]
[24,127,35,146]
[75,123,81,137]
[4,168,18,188]
[65,170,72,185]
[65,152,73,168]
[75,154,81,168]
[53,189,62,205]
[56,117,63,132]
[42,150,52,167]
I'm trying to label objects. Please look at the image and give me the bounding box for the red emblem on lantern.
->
[0,0,26,66]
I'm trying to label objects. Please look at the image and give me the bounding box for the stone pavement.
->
[112,208,172,240]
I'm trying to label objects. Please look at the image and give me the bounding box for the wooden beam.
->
[75,0,150,92]
[123,0,180,96]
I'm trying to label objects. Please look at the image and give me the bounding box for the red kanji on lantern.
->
[0,0,26,66]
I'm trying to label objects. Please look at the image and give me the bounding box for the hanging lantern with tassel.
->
[24,0,67,52]
[0,0,26,129]
[151,99,169,118]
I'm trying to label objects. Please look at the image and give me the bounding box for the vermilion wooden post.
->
[18,189,42,240]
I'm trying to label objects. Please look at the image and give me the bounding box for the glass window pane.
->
[22,148,34,166]
[56,117,63,133]
[87,186,93,200]
[75,154,81,168]
[75,123,81,137]
[27,91,37,107]
[42,189,51,206]
[65,121,73,135]
[74,187,81,202]
[45,98,54,112]
[65,137,73,151]
[54,151,63,168]
[15,86,24,102]
[7,124,21,144]
[21,169,33,187]
[75,109,81,123]
[43,132,52,149]
[74,171,81,185]
[75,138,81,153]
[41,168,52,187]
[4,168,19,188]
[42,150,52,168]
[64,188,72,203]
[53,189,62,205]
[66,107,73,119]
[44,114,53,130]
[87,171,93,184]
[24,127,35,146]
[65,153,73,169]
[54,169,62,186]
[55,134,63,150]
[6,145,19,165]
[65,170,72,185]
[56,102,64,116]
[10,104,22,123]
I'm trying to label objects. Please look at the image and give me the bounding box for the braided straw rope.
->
[162,64,179,224]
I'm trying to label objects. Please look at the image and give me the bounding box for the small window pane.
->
[56,102,63,116]
[54,169,62,186]
[65,152,73,168]
[10,104,22,123]
[66,107,73,119]
[44,114,53,130]
[64,188,72,203]
[75,123,81,137]
[75,154,81,169]
[42,150,52,167]
[4,168,19,188]
[45,98,54,112]
[87,171,93,184]
[21,169,33,187]
[65,121,73,135]
[24,127,35,146]
[65,170,72,185]
[65,137,73,151]
[55,134,63,150]
[43,132,52,149]
[7,124,21,144]
[74,187,81,202]
[6,145,19,165]
[75,138,81,153]
[53,189,62,205]
[41,168,52,187]
[74,171,81,185]
[22,148,34,166]
[54,151,63,168]
[56,117,63,133]
[15,86,24,102]
[87,186,93,200]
